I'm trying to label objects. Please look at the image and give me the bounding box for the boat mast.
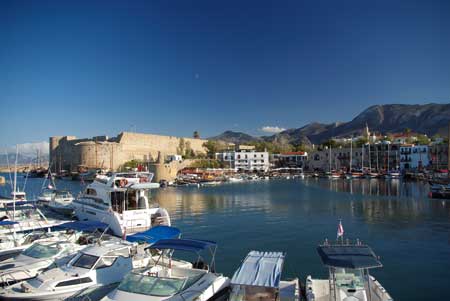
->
[361,144,364,171]
[387,144,390,172]
[13,145,18,221]
[376,146,379,172]
[329,145,332,173]
[349,136,352,172]
[368,141,372,172]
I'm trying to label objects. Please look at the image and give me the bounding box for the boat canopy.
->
[317,244,382,269]
[146,238,216,252]
[57,221,108,232]
[231,251,285,288]
[126,225,181,244]
[0,220,19,226]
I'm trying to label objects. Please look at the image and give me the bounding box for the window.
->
[261,154,263,158]
[95,256,117,269]
[86,188,97,196]
[55,277,92,287]
[254,154,256,158]
[22,243,59,259]
[73,254,99,269]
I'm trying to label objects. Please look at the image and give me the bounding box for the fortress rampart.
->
[49,132,207,172]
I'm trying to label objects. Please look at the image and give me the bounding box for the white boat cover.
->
[231,251,285,288]
[128,182,160,189]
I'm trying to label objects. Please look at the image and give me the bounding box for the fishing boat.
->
[73,172,171,237]
[305,240,393,301]
[102,238,230,301]
[0,240,139,300]
[229,250,299,301]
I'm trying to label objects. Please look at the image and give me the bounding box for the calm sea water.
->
[1,174,449,300]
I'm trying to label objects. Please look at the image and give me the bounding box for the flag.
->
[337,220,344,238]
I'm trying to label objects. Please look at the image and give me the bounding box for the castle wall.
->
[49,132,207,173]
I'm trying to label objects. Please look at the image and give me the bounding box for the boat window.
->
[72,254,99,269]
[55,277,93,287]
[95,256,117,269]
[22,243,59,259]
[118,273,186,297]
[86,188,97,196]
[126,192,137,210]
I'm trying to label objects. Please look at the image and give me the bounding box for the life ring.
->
[119,179,128,187]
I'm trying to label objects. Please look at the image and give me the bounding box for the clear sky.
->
[1,0,450,146]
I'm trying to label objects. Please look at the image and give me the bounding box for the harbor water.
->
[1,174,449,300]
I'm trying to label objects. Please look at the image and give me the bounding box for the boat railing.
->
[368,276,393,301]
[0,269,36,286]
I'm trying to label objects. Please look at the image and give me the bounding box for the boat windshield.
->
[335,268,365,289]
[41,190,55,197]
[55,191,71,198]
[72,253,99,269]
[22,243,59,259]
[118,273,186,297]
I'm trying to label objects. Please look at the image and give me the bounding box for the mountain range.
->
[211,103,450,146]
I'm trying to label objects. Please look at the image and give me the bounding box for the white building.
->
[278,152,308,168]
[399,145,429,170]
[215,149,269,172]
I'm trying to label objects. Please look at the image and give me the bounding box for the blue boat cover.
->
[147,238,217,252]
[317,244,382,269]
[231,251,285,288]
[126,226,181,244]
[0,220,19,226]
[57,221,108,232]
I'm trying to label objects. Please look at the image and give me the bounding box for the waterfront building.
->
[215,146,269,172]
[278,151,308,168]
[429,143,448,170]
[399,144,429,170]
[49,132,207,172]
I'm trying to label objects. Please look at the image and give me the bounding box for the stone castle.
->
[49,132,207,172]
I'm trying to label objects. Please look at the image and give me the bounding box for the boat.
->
[36,188,56,204]
[229,250,299,301]
[306,240,393,301]
[0,240,141,300]
[0,221,110,286]
[102,238,230,301]
[428,181,450,199]
[73,172,171,237]
[45,190,75,216]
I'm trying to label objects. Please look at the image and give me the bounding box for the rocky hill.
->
[211,103,450,145]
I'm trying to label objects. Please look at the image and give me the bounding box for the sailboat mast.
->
[329,145,332,172]
[349,136,352,172]
[361,144,364,170]
[13,145,18,221]
[368,142,372,171]
[376,146,379,171]
[387,144,390,171]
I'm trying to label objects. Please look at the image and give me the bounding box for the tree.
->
[404,128,412,135]
[193,131,200,139]
[202,140,227,158]
[189,159,224,169]
[355,137,368,147]
[177,138,186,156]
[415,134,430,145]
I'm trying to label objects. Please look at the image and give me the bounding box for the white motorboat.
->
[73,172,171,237]
[0,228,71,262]
[0,240,140,301]
[0,202,70,236]
[229,250,299,301]
[45,190,74,216]
[305,240,393,301]
[102,238,230,301]
[36,188,56,204]
[0,239,84,287]
[0,220,115,285]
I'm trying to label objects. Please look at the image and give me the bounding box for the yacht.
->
[73,172,171,237]
[230,250,299,301]
[305,240,393,301]
[102,238,230,301]
[36,188,56,203]
[0,240,139,300]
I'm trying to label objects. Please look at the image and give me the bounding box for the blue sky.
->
[1,0,450,146]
